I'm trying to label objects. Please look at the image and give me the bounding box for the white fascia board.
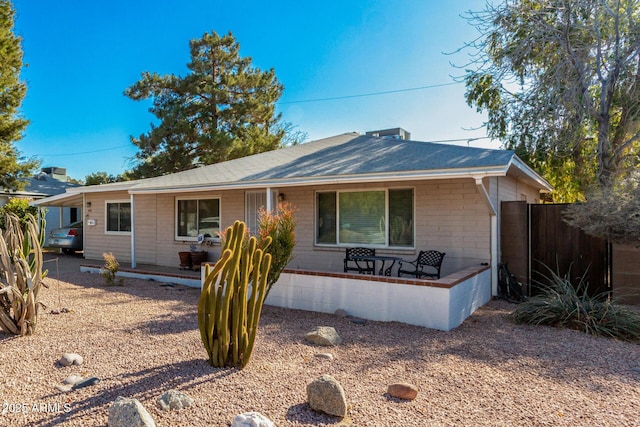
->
[128,165,511,195]
[508,156,553,192]
[31,192,83,206]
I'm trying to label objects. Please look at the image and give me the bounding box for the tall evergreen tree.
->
[0,0,38,190]
[125,31,286,178]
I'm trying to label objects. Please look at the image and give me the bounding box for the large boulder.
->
[305,326,342,346]
[108,396,156,427]
[306,374,347,417]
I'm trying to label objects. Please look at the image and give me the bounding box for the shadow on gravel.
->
[32,358,237,427]
[285,403,347,425]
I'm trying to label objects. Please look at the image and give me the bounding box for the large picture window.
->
[106,201,131,233]
[316,189,414,247]
[176,198,220,239]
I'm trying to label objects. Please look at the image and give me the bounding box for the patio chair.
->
[397,250,445,279]
[344,247,376,274]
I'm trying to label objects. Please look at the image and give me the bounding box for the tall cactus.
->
[198,220,272,369]
[0,213,47,336]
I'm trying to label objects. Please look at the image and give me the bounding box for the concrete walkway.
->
[43,251,202,287]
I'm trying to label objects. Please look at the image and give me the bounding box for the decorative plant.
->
[510,264,640,342]
[198,220,272,368]
[257,201,297,298]
[0,213,48,336]
[101,252,124,286]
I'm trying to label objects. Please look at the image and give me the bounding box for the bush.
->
[101,252,123,286]
[0,198,44,231]
[257,201,297,298]
[510,265,640,342]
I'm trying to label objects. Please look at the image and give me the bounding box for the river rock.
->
[157,389,194,411]
[59,353,83,366]
[305,326,342,346]
[387,382,419,400]
[231,411,274,427]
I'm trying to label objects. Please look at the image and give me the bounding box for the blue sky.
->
[13,0,494,181]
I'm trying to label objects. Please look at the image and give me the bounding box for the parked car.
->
[48,221,83,254]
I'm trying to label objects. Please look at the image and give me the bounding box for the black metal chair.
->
[344,247,376,274]
[397,250,445,279]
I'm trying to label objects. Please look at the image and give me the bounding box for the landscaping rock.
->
[305,326,342,346]
[157,389,194,411]
[63,375,84,385]
[231,411,274,427]
[314,353,334,361]
[307,374,347,417]
[387,382,418,400]
[108,396,156,427]
[334,308,348,318]
[349,317,367,325]
[59,353,83,367]
[73,376,100,389]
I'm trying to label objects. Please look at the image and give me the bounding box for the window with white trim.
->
[106,201,131,233]
[176,197,220,240]
[316,189,414,247]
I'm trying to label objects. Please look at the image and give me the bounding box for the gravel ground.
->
[1,271,639,427]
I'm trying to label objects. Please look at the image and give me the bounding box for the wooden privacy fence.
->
[501,201,640,305]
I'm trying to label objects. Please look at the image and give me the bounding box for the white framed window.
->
[175,197,220,240]
[105,200,131,234]
[316,188,414,248]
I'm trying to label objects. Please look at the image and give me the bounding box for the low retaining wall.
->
[264,265,491,331]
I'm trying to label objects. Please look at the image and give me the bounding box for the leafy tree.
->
[125,31,288,178]
[0,0,39,191]
[0,197,40,230]
[461,0,640,200]
[84,171,126,186]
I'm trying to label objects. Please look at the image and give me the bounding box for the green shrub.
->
[101,252,124,286]
[0,198,45,231]
[510,266,640,342]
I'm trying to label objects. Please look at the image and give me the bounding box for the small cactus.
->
[198,220,272,368]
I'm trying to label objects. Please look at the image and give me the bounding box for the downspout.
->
[130,193,136,269]
[474,177,498,296]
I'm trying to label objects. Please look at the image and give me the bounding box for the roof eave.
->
[508,156,553,192]
[128,165,510,194]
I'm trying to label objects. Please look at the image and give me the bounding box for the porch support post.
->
[81,194,86,255]
[130,193,136,269]
[265,187,273,212]
[474,177,498,296]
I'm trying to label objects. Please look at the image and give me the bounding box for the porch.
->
[74,255,491,331]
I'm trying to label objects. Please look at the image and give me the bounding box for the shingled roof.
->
[127,132,548,192]
[36,132,551,205]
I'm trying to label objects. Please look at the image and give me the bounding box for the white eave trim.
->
[128,165,511,195]
[508,156,553,192]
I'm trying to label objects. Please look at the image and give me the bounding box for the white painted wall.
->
[264,269,491,331]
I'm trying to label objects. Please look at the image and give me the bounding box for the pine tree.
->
[125,31,287,178]
[0,0,38,190]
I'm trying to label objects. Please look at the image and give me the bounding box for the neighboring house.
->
[1,167,82,241]
[35,132,551,289]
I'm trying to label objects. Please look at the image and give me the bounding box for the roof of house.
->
[35,132,552,206]
[4,171,81,199]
